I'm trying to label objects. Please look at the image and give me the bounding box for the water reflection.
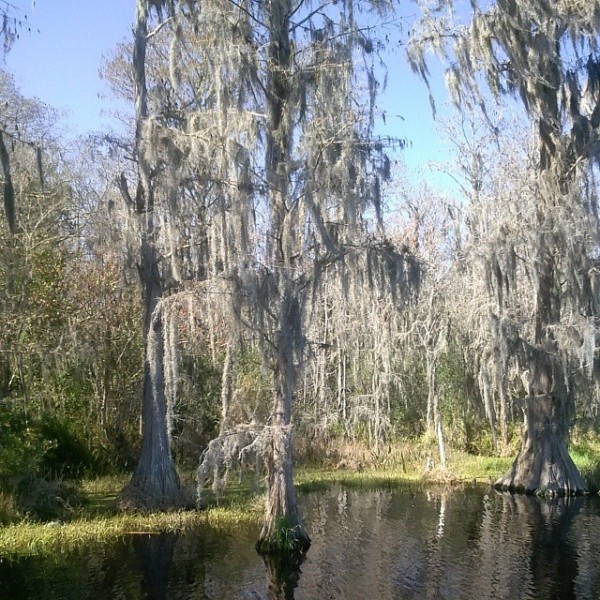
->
[262,552,304,600]
[464,492,585,600]
[133,532,177,600]
[2,487,600,599]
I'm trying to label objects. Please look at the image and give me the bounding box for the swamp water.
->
[2,485,600,599]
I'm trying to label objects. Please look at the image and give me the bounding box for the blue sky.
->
[2,1,456,192]
[4,0,135,135]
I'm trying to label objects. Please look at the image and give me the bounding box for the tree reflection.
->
[262,551,305,600]
[132,531,177,600]
[520,494,583,599]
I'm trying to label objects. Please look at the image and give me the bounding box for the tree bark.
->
[120,252,188,509]
[119,0,188,511]
[257,391,310,554]
[257,287,310,554]
[495,395,587,495]
[496,247,587,496]
[256,0,310,555]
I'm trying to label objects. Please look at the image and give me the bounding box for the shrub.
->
[14,476,85,521]
[0,402,51,485]
[38,417,99,479]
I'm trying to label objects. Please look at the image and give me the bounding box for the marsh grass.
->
[296,468,422,493]
[295,449,513,494]
[0,473,264,558]
[570,435,600,492]
[445,452,514,482]
[0,499,264,558]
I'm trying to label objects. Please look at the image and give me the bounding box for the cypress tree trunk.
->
[492,23,589,496]
[257,0,310,554]
[495,236,587,496]
[257,287,310,554]
[495,395,586,496]
[121,242,188,509]
[119,0,187,510]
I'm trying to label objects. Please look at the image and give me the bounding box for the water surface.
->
[2,485,600,599]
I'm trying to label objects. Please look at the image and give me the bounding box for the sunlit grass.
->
[446,452,513,482]
[0,489,264,558]
[0,473,265,558]
[296,467,421,493]
[571,434,600,492]
[296,448,514,491]
[0,512,197,556]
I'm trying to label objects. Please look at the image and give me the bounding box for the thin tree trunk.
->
[499,385,508,453]
[219,341,234,435]
[435,406,446,470]
[426,350,446,469]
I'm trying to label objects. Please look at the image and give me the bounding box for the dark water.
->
[2,485,600,599]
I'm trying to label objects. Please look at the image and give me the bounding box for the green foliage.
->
[172,354,221,466]
[232,350,272,422]
[37,417,100,480]
[570,434,600,493]
[437,346,492,454]
[0,403,52,484]
[390,357,428,437]
[0,403,89,520]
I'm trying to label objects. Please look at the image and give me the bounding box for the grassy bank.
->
[0,476,265,557]
[0,441,598,558]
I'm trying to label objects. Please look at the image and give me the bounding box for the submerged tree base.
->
[494,431,588,497]
[256,522,311,556]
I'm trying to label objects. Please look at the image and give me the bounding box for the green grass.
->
[296,467,422,493]
[295,448,514,492]
[0,488,264,558]
[571,435,600,492]
[447,452,514,482]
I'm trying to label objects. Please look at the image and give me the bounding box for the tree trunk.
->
[426,347,446,468]
[119,0,188,511]
[495,395,587,495]
[120,242,189,510]
[257,288,310,555]
[257,386,310,554]
[496,248,587,496]
[256,0,309,555]
[219,340,234,435]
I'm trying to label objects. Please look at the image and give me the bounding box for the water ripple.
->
[3,487,600,599]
